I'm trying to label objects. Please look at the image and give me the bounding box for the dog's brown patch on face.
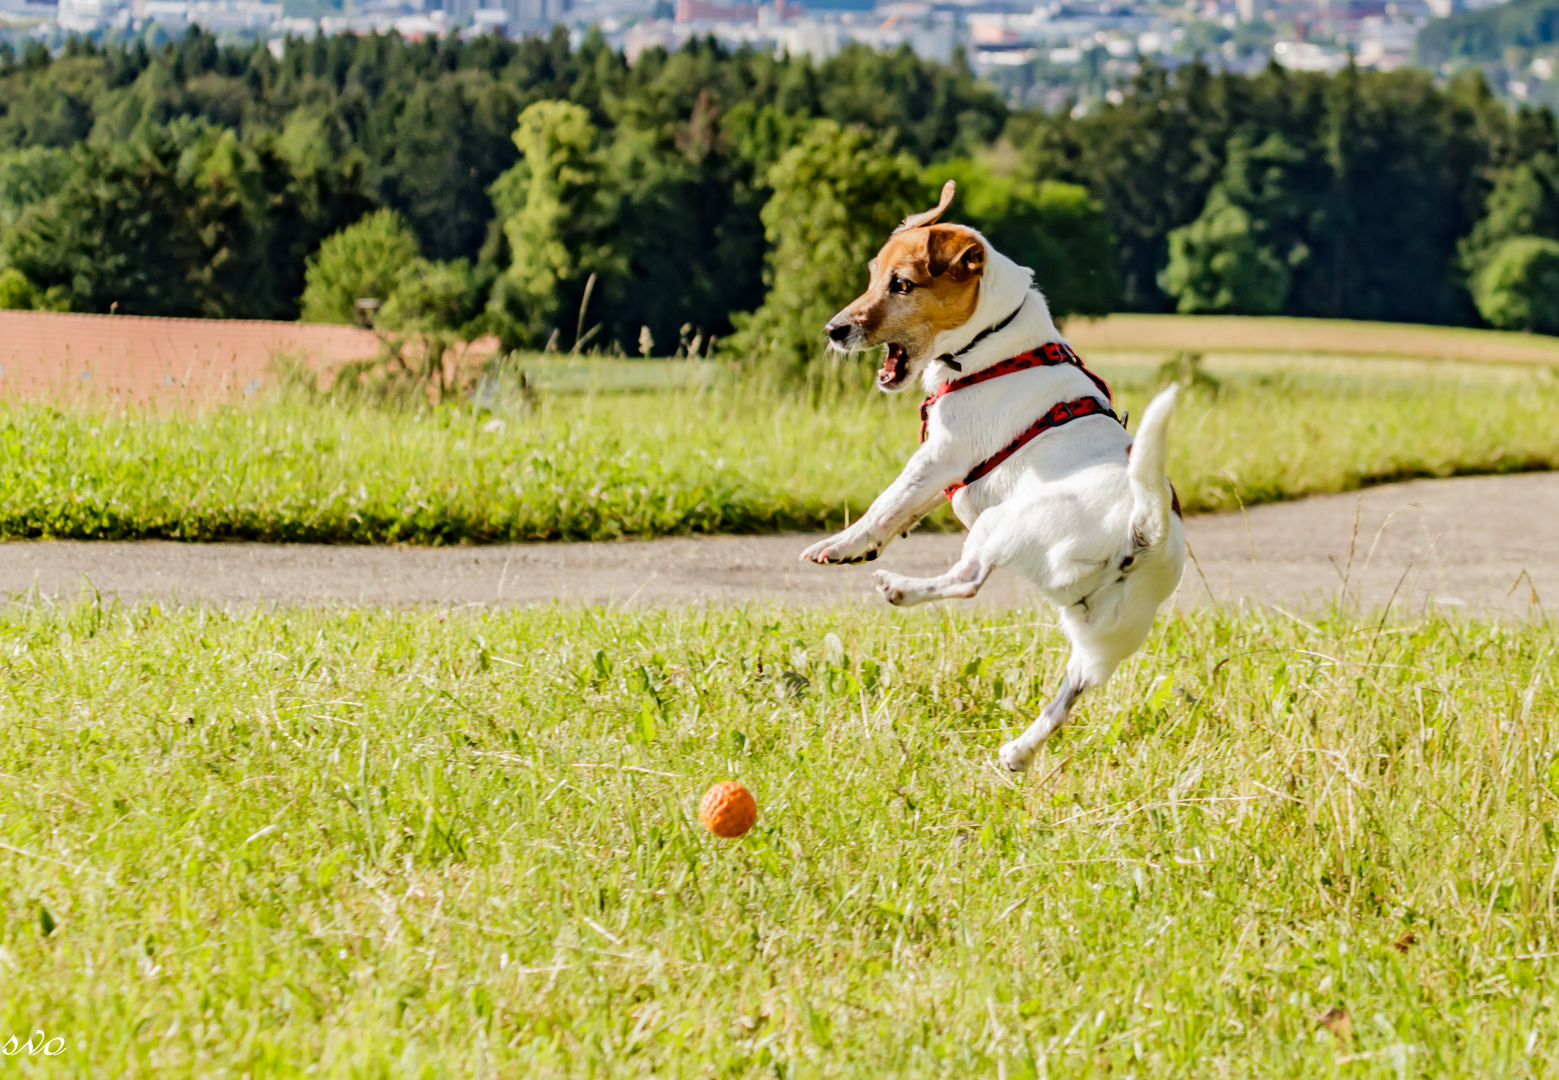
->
[836,224,986,362]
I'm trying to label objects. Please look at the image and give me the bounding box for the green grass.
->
[512,356,720,394]
[2,357,1558,542]
[2,599,1558,1076]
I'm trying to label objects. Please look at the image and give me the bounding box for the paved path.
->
[0,473,1555,616]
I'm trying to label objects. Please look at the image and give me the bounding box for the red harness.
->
[919,341,1120,500]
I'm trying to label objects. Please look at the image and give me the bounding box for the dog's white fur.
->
[801,232,1186,772]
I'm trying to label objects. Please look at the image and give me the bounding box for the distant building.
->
[499,0,566,23]
[57,0,117,30]
[0,0,60,14]
[463,5,508,31]
[1272,40,1348,71]
[441,0,482,22]
[675,0,754,20]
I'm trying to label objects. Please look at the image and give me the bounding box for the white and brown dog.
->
[800,181,1186,773]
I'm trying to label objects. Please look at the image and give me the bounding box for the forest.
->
[4,29,1559,361]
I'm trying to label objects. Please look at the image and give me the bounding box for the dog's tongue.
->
[878,344,907,386]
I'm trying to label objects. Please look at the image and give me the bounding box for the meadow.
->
[4,316,1557,1076]
[1,341,1557,543]
[1,599,1557,1076]
[1065,313,1559,366]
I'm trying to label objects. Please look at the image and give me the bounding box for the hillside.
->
[1416,0,1559,65]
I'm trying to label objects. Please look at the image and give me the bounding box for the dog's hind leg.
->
[871,555,993,607]
[870,504,1014,607]
[998,673,1082,773]
[999,616,1138,773]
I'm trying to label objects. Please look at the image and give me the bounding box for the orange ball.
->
[699,781,757,839]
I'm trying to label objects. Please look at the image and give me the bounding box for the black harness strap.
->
[934,298,1028,372]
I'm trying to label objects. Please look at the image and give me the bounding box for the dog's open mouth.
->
[877,343,910,390]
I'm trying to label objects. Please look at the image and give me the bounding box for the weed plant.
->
[0,599,1556,1075]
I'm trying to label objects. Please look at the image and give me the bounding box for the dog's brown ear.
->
[895,180,956,234]
[927,226,985,281]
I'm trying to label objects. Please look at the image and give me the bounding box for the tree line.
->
[1015,62,1559,332]
[3,30,1559,364]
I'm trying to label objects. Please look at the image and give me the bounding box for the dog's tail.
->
[1127,384,1179,550]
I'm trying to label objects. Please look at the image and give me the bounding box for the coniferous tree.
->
[372,72,520,263]
[0,145,70,229]
[6,120,255,316]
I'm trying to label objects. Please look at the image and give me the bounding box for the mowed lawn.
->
[1,346,1557,543]
[2,600,1558,1076]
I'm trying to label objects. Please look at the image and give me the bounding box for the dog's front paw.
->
[998,739,1033,774]
[800,531,879,565]
[872,570,906,606]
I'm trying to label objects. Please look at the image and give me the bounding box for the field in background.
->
[2,600,1557,1076]
[3,311,1556,405]
[1066,313,1559,367]
[513,313,1559,393]
[0,309,385,405]
[0,356,1556,543]
[0,313,1553,544]
[512,355,720,395]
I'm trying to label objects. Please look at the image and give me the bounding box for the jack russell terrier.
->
[800,181,1186,773]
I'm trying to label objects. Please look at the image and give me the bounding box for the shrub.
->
[0,267,67,311]
[1157,134,1313,316]
[1473,235,1559,333]
[1159,191,1290,315]
[301,209,422,325]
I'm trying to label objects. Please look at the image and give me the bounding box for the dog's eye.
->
[889,276,913,294]
[1120,555,1135,571]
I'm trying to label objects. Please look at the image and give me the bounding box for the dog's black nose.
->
[825,321,852,344]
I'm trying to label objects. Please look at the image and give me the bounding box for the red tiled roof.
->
[0,310,385,405]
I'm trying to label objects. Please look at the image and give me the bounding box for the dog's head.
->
[823,181,987,392]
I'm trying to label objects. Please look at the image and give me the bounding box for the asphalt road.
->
[0,472,1554,617]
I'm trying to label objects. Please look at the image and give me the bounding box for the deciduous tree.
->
[725,121,922,382]
[1473,235,1559,333]
[925,157,1119,318]
[300,208,422,324]
[489,99,625,347]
